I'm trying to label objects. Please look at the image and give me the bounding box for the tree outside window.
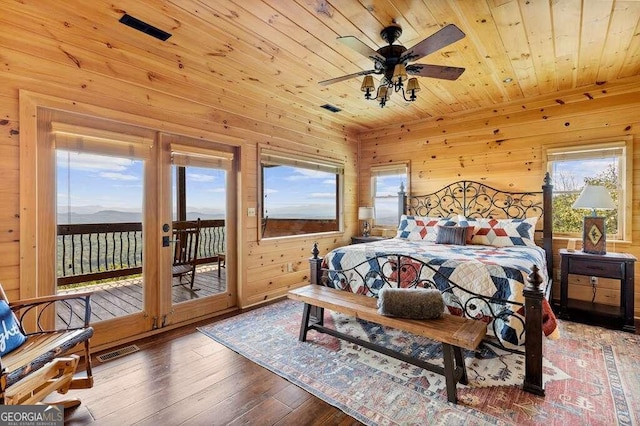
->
[547,143,627,240]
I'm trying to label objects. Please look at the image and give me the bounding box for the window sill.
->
[552,236,632,245]
[259,230,344,243]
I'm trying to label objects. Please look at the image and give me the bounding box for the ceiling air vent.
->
[119,14,172,41]
[320,104,342,113]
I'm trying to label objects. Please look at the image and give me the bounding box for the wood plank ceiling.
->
[4,0,640,134]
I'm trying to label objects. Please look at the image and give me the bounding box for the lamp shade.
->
[572,185,616,211]
[358,207,374,220]
[360,75,375,92]
[377,85,390,100]
[406,77,421,93]
[392,64,408,84]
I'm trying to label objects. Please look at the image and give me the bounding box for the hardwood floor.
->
[61,313,363,425]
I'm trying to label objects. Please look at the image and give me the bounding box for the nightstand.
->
[559,249,636,332]
[351,236,388,244]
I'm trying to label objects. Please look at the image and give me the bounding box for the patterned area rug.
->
[198,299,640,426]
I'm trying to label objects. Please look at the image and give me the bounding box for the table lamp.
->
[358,207,374,237]
[572,185,616,254]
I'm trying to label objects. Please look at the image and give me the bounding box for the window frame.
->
[370,162,410,228]
[258,146,344,240]
[544,137,632,242]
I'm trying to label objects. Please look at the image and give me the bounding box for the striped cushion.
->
[435,225,467,245]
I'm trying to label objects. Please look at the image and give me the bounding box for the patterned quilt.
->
[322,238,558,349]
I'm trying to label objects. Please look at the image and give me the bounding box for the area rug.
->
[198,299,640,426]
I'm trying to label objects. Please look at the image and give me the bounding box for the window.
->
[260,148,343,238]
[546,140,632,241]
[370,163,409,227]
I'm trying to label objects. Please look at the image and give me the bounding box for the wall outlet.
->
[286,262,293,272]
[247,207,256,217]
[590,276,598,286]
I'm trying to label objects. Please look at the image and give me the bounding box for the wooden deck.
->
[59,265,226,324]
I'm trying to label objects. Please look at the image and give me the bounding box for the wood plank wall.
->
[0,45,357,308]
[358,75,640,317]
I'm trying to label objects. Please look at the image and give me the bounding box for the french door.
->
[33,108,237,348]
[159,133,237,325]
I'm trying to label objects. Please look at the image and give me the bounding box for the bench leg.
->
[309,305,324,326]
[454,346,468,385]
[299,303,311,342]
[299,304,325,342]
[442,343,457,404]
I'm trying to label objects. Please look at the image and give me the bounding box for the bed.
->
[308,174,556,395]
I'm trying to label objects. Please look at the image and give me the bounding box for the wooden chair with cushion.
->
[0,285,93,407]
[172,218,201,291]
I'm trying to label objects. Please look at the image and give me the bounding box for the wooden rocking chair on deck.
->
[172,218,201,291]
[0,285,93,408]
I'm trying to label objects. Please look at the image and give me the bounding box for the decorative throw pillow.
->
[377,288,444,319]
[456,216,477,244]
[396,215,456,242]
[435,225,467,245]
[469,217,539,247]
[0,300,27,357]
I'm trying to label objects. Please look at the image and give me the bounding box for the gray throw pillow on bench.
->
[377,288,445,320]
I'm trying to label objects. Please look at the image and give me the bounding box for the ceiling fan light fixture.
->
[377,85,390,100]
[361,75,375,99]
[392,64,407,84]
[321,24,466,109]
[376,86,390,107]
[406,78,420,93]
[407,78,420,102]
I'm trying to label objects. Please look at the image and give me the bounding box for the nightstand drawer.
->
[568,258,623,279]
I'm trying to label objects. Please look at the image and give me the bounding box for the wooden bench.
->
[288,285,487,404]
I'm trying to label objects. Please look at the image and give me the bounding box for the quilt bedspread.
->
[322,238,558,349]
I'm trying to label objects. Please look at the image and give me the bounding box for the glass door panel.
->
[56,150,145,320]
[171,164,227,305]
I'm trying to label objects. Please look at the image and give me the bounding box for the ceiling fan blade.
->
[400,24,465,63]
[407,64,465,81]
[318,70,377,86]
[337,36,385,62]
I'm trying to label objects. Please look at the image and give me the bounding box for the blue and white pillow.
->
[468,217,538,247]
[396,215,456,242]
[0,300,27,357]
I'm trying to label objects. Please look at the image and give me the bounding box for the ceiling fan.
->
[320,23,466,107]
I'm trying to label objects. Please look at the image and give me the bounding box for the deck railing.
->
[57,219,225,286]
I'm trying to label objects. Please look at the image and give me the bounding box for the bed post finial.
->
[543,171,551,186]
[522,264,545,396]
[309,243,322,286]
[398,182,407,219]
[525,264,543,292]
